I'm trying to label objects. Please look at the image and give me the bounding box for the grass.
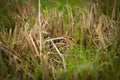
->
[0,0,120,80]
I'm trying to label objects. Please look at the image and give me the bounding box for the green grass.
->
[0,0,120,80]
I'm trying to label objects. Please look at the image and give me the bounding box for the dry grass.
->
[0,1,119,80]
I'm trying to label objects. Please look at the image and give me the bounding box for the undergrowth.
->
[0,0,120,80]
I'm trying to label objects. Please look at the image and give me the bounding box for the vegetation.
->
[0,0,120,80]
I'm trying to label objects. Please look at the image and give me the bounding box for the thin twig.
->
[29,34,39,56]
[38,0,42,56]
[45,37,64,42]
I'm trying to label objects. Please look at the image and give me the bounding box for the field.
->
[0,0,120,80]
